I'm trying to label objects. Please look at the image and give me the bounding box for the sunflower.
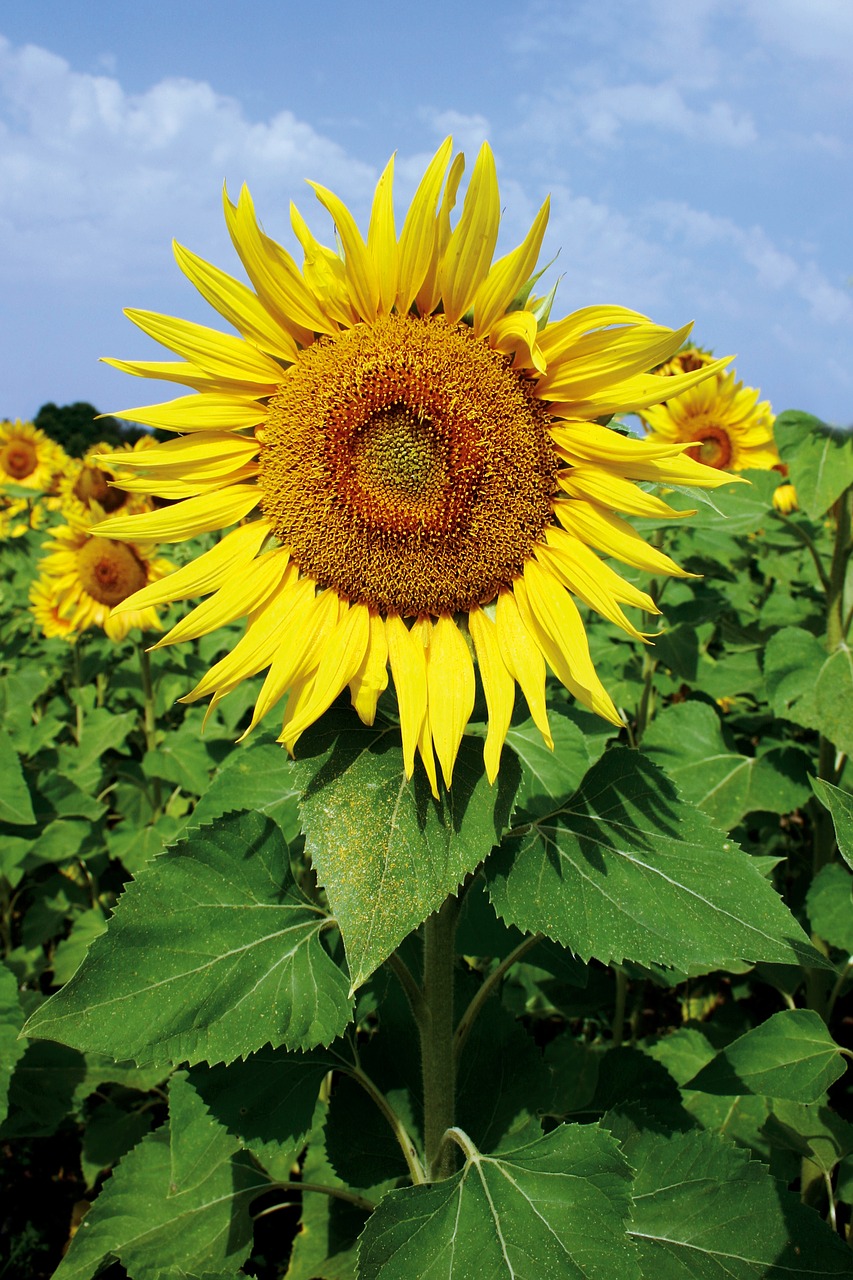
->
[58,437,158,520]
[94,139,734,792]
[653,344,716,379]
[37,517,173,641]
[29,574,77,641]
[641,368,779,472]
[0,419,67,494]
[0,496,48,540]
[772,481,798,515]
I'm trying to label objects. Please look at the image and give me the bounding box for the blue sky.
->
[2,0,851,425]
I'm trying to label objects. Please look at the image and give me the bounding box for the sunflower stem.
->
[420,892,461,1181]
[137,641,162,821]
[71,638,85,745]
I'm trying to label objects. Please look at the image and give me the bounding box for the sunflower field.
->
[3,140,853,1279]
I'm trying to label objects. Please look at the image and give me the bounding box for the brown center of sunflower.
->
[686,426,733,469]
[258,313,556,615]
[73,464,128,513]
[77,537,147,607]
[1,440,38,480]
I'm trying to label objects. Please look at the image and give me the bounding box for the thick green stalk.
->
[137,642,162,821]
[420,893,461,1180]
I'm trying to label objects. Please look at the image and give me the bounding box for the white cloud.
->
[0,36,377,289]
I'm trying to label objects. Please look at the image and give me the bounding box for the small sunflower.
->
[0,496,48,540]
[654,345,716,379]
[37,517,173,641]
[0,419,67,494]
[641,368,779,472]
[95,138,734,791]
[772,481,798,515]
[29,574,77,641]
[59,437,158,520]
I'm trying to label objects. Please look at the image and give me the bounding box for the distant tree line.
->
[31,402,160,457]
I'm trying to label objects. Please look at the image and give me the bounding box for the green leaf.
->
[762,1100,853,1177]
[184,738,302,842]
[815,645,853,757]
[54,1074,268,1280]
[763,625,826,729]
[684,1010,846,1102]
[81,1102,154,1190]
[807,864,853,953]
[774,409,853,519]
[0,724,35,825]
[486,747,825,972]
[24,812,353,1065]
[643,702,810,827]
[291,715,520,989]
[504,710,595,815]
[0,961,26,1127]
[50,906,108,986]
[357,1123,639,1280]
[811,777,853,870]
[285,1102,367,1280]
[608,1117,853,1277]
[664,469,780,535]
[143,732,215,796]
[188,1045,338,1171]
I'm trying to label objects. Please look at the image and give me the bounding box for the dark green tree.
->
[33,402,151,458]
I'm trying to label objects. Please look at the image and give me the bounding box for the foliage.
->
[2,409,853,1278]
[33,401,151,457]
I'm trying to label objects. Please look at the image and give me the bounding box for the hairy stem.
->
[137,642,162,821]
[421,893,461,1180]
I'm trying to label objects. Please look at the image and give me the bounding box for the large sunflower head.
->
[0,419,68,494]
[36,516,173,642]
[641,367,779,473]
[94,139,735,792]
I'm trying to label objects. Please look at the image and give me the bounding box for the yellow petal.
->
[290,202,355,327]
[223,183,328,340]
[93,484,260,542]
[124,309,285,385]
[417,704,440,800]
[113,519,270,614]
[550,358,732,419]
[153,546,290,648]
[111,463,258,499]
[438,142,500,325]
[423,614,475,790]
[416,150,464,316]
[243,587,342,738]
[488,310,546,373]
[109,394,267,433]
[469,606,515,784]
[558,466,689,519]
[101,357,274,396]
[173,241,299,362]
[180,568,305,703]
[538,322,693,399]
[550,421,742,488]
[516,563,622,725]
[100,431,259,475]
[495,589,553,750]
[367,154,398,316]
[535,538,654,642]
[385,614,427,780]
[537,306,652,360]
[349,610,389,726]
[473,197,550,336]
[308,180,380,322]
[396,137,452,314]
[553,497,692,578]
[281,601,371,747]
